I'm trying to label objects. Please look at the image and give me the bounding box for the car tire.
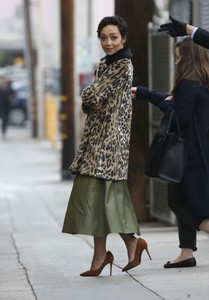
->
[9,108,27,126]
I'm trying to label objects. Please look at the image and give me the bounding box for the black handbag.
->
[145,111,188,183]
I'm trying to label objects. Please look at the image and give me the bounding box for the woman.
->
[62,15,151,276]
[0,76,13,139]
[132,37,209,268]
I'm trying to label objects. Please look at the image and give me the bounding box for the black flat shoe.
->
[164,257,196,269]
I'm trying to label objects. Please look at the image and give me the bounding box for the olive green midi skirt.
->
[62,175,140,237]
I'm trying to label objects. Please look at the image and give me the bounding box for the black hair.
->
[97,15,128,39]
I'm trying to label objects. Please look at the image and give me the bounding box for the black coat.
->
[0,88,12,114]
[136,79,209,218]
[193,28,209,49]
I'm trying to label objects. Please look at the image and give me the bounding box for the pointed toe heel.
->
[122,238,151,272]
[80,251,114,277]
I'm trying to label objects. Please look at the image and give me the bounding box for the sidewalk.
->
[0,126,209,300]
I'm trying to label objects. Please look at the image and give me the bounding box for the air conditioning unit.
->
[147,23,176,224]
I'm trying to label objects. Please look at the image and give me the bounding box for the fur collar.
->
[103,47,133,65]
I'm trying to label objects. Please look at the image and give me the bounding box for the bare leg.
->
[169,248,193,264]
[119,233,138,261]
[89,236,107,270]
[199,218,209,233]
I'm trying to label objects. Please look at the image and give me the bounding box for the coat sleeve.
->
[193,28,209,50]
[135,86,169,106]
[136,80,198,127]
[81,59,132,114]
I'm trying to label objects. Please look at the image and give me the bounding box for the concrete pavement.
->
[1,126,209,300]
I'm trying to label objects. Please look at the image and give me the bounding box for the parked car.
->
[9,81,28,126]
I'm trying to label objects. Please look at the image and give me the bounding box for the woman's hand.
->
[92,104,103,111]
[165,95,173,101]
[131,87,137,99]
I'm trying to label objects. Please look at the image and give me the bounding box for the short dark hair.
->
[97,15,128,39]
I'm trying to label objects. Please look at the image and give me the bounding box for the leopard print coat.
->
[69,47,133,181]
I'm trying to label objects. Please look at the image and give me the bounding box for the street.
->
[0,126,209,300]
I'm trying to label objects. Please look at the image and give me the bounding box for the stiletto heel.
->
[145,247,152,260]
[110,262,113,276]
[122,238,151,272]
[80,251,114,277]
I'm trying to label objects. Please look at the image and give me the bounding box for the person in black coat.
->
[0,76,14,139]
[158,16,209,140]
[158,15,209,50]
[132,37,209,268]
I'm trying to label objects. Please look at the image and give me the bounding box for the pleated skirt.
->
[62,175,140,237]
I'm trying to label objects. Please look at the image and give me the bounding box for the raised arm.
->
[158,16,209,49]
[131,86,169,107]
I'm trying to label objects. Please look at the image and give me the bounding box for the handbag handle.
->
[166,111,181,137]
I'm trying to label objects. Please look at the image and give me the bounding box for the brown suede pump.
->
[122,238,152,272]
[80,251,114,277]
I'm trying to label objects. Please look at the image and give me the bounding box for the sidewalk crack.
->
[124,267,165,300]
[11,233,37,300]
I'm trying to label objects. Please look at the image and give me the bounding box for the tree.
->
[60,0,75,179]
[23,0,38,138]
[115,0,154,221]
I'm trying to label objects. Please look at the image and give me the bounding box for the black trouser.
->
[168,184,201,251]
[0,111,9,135]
